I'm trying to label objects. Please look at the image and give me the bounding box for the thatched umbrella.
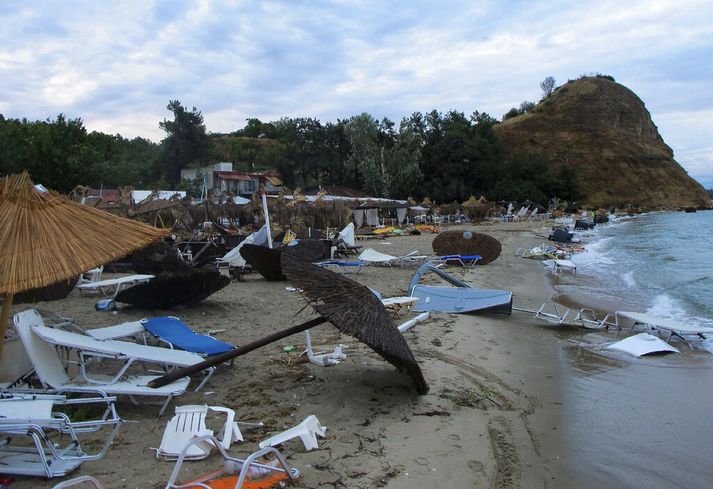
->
[282,253,428,393]
[115,268,230,309]
[147,253,428,394]
[240,240,332,281]
[0,172,168,352]
[432,229,502,265]
[240,244,285,281]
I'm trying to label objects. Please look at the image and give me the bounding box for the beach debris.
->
[548,226,574,243]
[156,405,244,460]
[606,333,679,357]
[542,259,577,275]
[408,262,512,315]
[432,230,501,265]
[259,415,326,451]
[164,435,299,489]
[513,301,601,329]
[50,476,106,488]
[397,312,430,333]
[303,330,346,366]
[0,172,167,353]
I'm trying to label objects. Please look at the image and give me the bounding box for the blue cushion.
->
[141,317,234,356]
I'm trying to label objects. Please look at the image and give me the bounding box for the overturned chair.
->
[0,391,122,478]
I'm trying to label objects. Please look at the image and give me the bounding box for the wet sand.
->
[4,219,711,488]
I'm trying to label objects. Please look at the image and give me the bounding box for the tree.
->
[345,113,423,198]
[540,76,556,99]
[157,101,211,184]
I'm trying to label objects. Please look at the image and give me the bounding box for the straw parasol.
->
[0,172,168,351]
[432,229,502,265]
[240,244,285,281]
[240,240,332,282]
[282,253,428,393]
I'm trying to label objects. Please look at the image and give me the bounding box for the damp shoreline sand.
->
[9,218,708,489]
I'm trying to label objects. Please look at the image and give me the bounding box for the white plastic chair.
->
[259,415,326,451]
[156,404,248,460]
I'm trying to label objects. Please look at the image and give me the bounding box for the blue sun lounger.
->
[140,317,235,356]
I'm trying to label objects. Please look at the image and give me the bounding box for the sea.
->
[548,210,713,489]
[561,210,713,330]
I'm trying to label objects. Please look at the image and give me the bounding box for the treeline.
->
[0,101,579,204]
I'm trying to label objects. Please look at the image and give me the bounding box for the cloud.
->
[1,0,712,185]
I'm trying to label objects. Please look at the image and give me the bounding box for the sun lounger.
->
[358,248,428,267]
[600,311,713,342]
[13,309,191,416]
[0,392,121,478]
[77,274,154,297]
[316,259,364,274]
[434,255,482,267]
[408,262,513,315]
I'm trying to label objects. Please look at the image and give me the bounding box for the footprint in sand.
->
[468,460,485,473]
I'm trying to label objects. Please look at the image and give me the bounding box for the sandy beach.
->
[5,219,712,489]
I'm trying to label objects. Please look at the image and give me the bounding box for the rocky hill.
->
[494,76,710,209]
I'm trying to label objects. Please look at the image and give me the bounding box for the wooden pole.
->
[0,294,14,355]
[148,316,328,388]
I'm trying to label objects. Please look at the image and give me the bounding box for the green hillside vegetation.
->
[1,78,708,208]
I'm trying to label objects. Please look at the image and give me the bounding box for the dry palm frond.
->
[0,172,168,295]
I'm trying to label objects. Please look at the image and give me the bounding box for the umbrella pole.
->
[0,294,14,355]
[148,316,328,388]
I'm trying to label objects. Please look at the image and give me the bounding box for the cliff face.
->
[494,76,710,209]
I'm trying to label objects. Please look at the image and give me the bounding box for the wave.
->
[621,270,636,288]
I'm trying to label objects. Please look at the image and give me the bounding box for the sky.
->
[1,0,712,188]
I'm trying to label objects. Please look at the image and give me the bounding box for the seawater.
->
[566,210,713,327]
[551,210,713,489]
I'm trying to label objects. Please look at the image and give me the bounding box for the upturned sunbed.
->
[601,311,713,342]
